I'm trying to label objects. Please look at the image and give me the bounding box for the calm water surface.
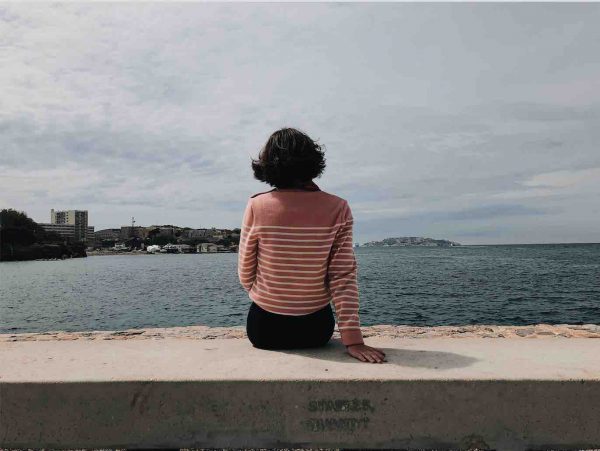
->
[1,244,599,333]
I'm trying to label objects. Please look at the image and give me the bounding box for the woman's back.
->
[238,181,364,346]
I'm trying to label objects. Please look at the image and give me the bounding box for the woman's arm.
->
[327,201,386,363]
[327,201,365,346]
[238,199,258,292]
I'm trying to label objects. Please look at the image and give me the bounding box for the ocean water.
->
[0,244,599,334]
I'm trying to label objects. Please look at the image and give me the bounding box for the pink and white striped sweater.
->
[237,181,364,346]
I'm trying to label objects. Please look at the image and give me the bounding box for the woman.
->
[238,128,386,364]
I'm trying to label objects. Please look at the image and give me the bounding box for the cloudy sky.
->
[1,3,599,244]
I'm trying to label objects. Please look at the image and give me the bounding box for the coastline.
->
[2,323,599,342]
[86,250,236,256]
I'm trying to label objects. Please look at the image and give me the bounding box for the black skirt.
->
[246,301,335,350]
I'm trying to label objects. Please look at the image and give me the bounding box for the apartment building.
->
[50,209,89,241]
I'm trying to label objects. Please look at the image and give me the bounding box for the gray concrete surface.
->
[1,337,600,450]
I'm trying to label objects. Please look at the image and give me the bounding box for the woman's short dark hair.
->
[251,128,326,188]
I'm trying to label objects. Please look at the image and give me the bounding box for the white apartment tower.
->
[50,209,90,242]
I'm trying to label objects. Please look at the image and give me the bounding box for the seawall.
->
[1,324,600,450]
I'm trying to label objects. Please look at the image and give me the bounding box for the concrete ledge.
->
[3,323,600,341]
[2,336,600,450]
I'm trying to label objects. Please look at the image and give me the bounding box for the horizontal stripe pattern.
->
[237,194,364,346]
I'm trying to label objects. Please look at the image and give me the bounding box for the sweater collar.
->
[274,180,321,192]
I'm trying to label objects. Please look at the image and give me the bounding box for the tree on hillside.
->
[0,209,62,245]
[0,209,87,261]
[216,236,234,246]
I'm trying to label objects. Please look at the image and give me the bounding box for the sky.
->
[1,3,599,245]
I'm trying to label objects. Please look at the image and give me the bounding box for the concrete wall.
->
[2,380,600,450]
[1,337,600,450]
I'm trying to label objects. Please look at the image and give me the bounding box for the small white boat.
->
[162,243,180,254]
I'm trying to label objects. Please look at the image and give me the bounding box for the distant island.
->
[360,236,461,247]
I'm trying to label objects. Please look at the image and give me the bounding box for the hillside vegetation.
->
[0,209,86,261]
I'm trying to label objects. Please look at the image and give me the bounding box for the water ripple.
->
[1,244,599,333]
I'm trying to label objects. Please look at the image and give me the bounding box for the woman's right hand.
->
[346,344,386,363]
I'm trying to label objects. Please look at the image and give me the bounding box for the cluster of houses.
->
[93,225,241,253]
[145,243,235,254]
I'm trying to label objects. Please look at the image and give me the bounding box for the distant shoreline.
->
[87,250,236,256]
[358,242,600,247]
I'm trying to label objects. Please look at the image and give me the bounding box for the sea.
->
[1,244,599,334]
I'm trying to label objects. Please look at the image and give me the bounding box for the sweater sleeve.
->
[238,198,258,292]
[327,201,364,346]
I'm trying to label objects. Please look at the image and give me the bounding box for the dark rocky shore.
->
[0,242,87,261]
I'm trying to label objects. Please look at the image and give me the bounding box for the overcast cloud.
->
[1,2,599,244]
